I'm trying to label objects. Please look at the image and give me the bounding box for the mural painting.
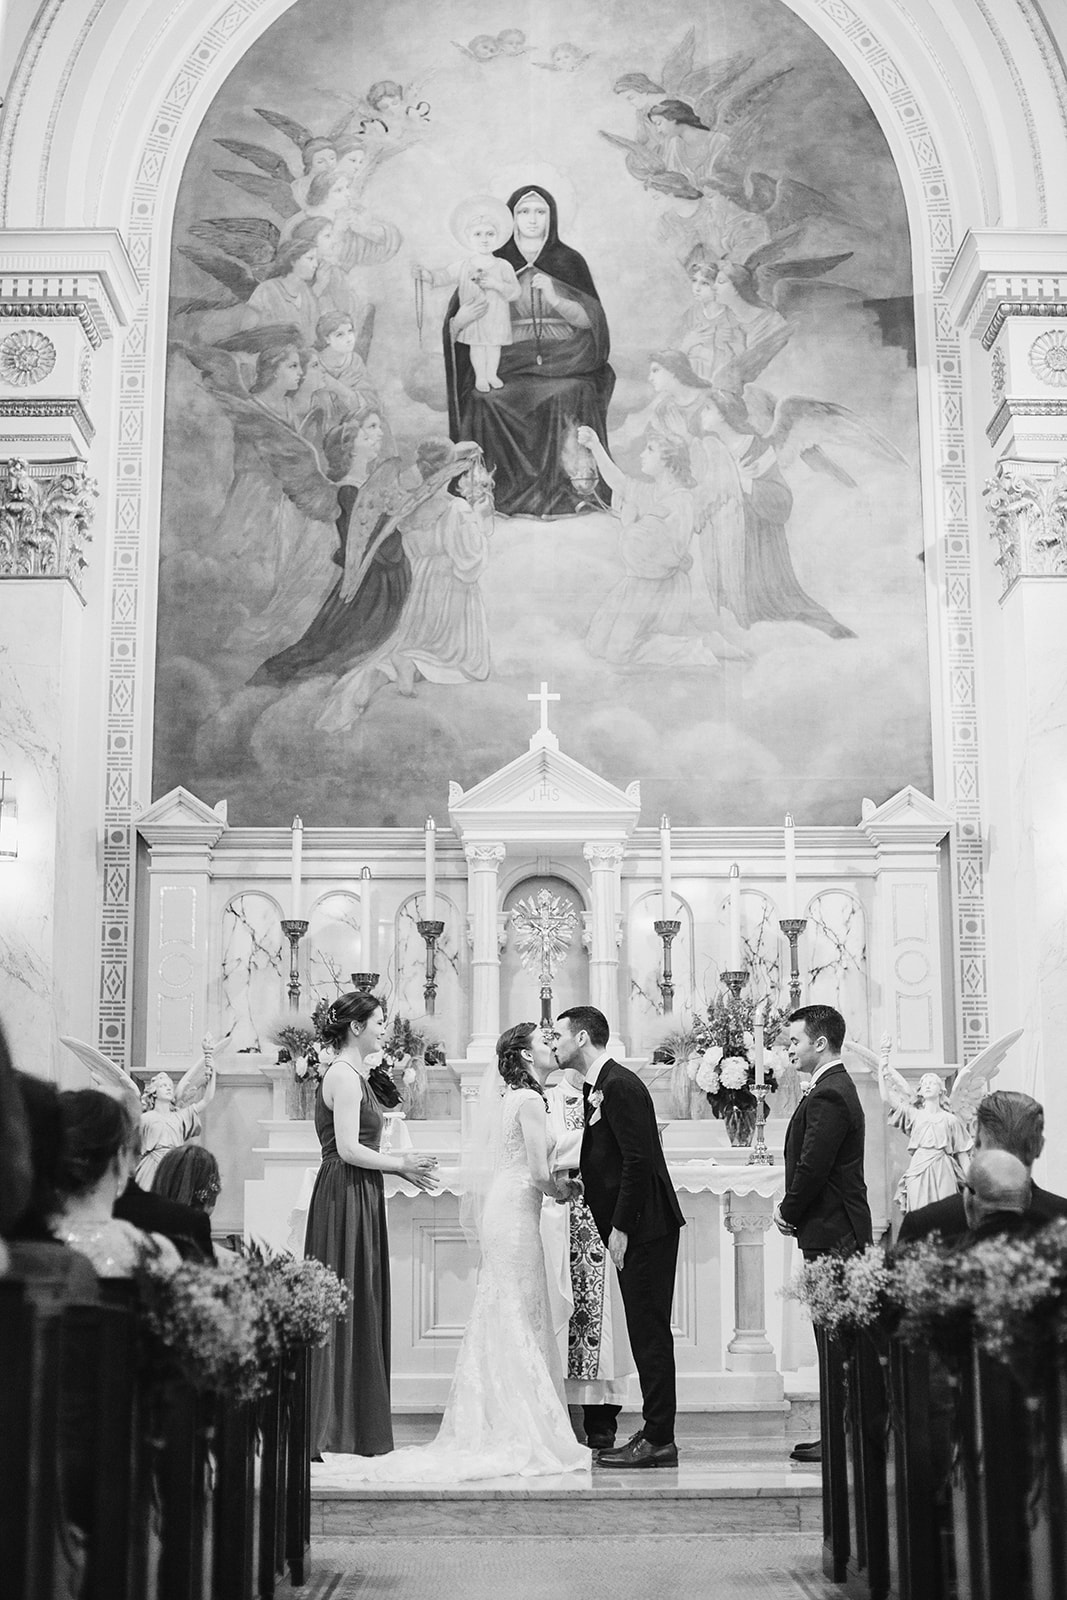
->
[154,0,929,826]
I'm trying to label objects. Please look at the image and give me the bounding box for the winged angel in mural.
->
[59,1036,217,1190]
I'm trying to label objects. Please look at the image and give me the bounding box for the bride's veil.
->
[458,1058,505,1253]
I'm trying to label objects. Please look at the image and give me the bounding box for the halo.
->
[489,163,576,231]
[448,193,514,249]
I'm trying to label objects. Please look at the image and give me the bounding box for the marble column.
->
[723,1194,776,1373]
[582,842,623,1025]
[945,231,1067,1194]
[464,842,505,1055]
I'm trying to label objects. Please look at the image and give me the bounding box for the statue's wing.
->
[768,396,907,478]
[175,1037,217,1109]
[60,1037,141,1121]
[254,107,315,153]
[187,217,281,273]
[178,246,258,304]
[213,139,295,181]
[844,1038,879,1070]
[212,169,300,220]
[950,1028,1023,1121]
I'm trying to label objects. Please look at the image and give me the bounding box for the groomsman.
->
[774,1004,872,1464]
[553,1006,685,1468]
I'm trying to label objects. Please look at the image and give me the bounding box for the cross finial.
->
[528,681,560,734]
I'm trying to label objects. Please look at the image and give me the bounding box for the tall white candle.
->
[659,814,672,920]
[289,816,303,919]
[424,817,436,919]
[729,862,742,968]
[360,866,373,967]
[784,813,797,919]
[753,1001,766,1087]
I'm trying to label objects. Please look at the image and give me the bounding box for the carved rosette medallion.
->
[983,458,1067,595]
[0,457,98,594]
[0,329,57,387]
[1029,331,1067,388]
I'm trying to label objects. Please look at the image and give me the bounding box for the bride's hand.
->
[398,1151,438,1191]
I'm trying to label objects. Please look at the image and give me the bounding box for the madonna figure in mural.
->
[444,185,615,519]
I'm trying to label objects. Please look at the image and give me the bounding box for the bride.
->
[317,1020,591,1482]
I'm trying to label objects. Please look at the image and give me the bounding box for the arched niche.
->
[219,889,285,1052]
[627,890,696,1053]
[804,888,870,1039]
[303,889,364,1008]
[387,891,462,1048]
[500,875,588,1025]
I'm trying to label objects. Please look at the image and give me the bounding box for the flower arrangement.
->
[786,1245,894,1339]
[373,1014,446,1120]
[269,1013,321,1083]
[658,993,787,1121]
[137,1250,348,1402]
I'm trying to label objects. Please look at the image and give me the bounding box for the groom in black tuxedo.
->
[553,1006,685,1468]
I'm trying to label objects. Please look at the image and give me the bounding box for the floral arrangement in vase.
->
[373,1014,447,1120]
[269,1013,321,1119]
[656,992,787,1143]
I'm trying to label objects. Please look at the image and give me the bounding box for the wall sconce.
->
[0,773,17,859]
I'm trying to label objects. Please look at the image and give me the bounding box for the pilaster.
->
[463,842,506,1056]
[582,842,624,1028]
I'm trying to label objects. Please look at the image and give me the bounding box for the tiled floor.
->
[282,1533,838,1598]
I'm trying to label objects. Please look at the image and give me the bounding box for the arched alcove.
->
[219,888,285,1050]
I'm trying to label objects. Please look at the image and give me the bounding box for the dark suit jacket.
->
[781,1062,872,1254]
[114,1180,214,1264]
[579,1059,685,1245]
[896,1180,1067,1247]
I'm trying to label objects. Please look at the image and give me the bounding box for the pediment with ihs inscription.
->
[448,742,641,844]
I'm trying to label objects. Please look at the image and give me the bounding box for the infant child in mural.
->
[414,195,521,391]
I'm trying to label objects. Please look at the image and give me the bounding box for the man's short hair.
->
[556,1007,610,1050]
[789,1004,846,1055]
[975,1090,1045,1167]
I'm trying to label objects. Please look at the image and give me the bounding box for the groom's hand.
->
[608,1227,628,1270]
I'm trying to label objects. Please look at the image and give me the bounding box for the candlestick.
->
[719,968,748,1002]
[753,1001,766,1087]
[350,971,380,992]
[360,866,374,969]
[728,863,742,969]
[424,817,437,920]
[779,918,808,1010]
[417,918,445,1014]
[289,815,303,919]
[784,813,797,919]
[659,814,672,921]
[747,1083,773,1166]
[654,918,681,1013]
[281,918,308,1011]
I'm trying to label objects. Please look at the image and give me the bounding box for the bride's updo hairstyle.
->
[495,1022,547,1104]
[320,991,401,1108]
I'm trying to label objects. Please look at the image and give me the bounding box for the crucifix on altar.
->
[510,888,579,1026]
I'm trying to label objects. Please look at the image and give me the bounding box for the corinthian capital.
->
[0,457,98,595]
[723,1210,773,1235]
[984,457,1067,595]
[583,842,625,868]
[463,841,505,868]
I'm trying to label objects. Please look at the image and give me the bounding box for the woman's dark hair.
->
[153,1143,222,1212]
[249,342,309,396]
[7,1072,65,1241]
[323,403,381,480]
[647,97,710,131]
[495,1022,547,1104]
[57,1089,136,1199]
[320,991,401,1108]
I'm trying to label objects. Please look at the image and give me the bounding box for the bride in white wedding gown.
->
[317,1021,591,1482]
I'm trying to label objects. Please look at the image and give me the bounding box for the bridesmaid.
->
[305,991,437,1456]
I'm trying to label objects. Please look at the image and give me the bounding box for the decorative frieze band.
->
[0,396,94,441]
[0,298,103,350]
[983,458,1067,595]
[987,397,1067,448]
[0,456,98,595]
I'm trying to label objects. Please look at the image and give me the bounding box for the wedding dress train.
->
[319,1088,591,1483]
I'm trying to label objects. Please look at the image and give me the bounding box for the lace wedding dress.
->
[319,1087,591,1482]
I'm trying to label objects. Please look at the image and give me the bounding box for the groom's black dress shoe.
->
[790,1439,822,1463]
[596,1431,678,1469]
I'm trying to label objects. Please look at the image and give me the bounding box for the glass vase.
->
[724,1104,757,1147]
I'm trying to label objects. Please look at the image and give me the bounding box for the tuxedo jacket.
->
[896,1180,1067,1248]
[579,1059,685,1245]
[780,1062,872,1254]
[114,1179,215,1264]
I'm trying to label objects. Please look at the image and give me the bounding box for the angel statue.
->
[849,1029,1023,1214]
[60,1036,217,1191]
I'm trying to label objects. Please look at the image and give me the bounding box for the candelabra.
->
[748,1083,773,1165]
[654,919,681,1013]
[350,971,380,994]
[778,919,808,1009]
[719,968,748,1002]
[281,919,308,1011]
[417,919,445,1014]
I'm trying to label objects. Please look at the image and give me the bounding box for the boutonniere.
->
[589,1088,604,1125]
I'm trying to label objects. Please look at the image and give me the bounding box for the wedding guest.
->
[897,1090,1067,1246]
[4,1066,99,1299]
[153,1143,221,1214]
[57,1090,181,1278]
[961,1149,1032,1241]
[774,1004,872,1465]
[304,991,437,1456]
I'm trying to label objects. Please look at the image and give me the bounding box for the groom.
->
[553,1007,685,1468]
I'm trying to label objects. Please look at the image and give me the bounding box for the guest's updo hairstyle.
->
[319,991,401,1108]
[57,1089,136,1198]
[495,1022,547,1105]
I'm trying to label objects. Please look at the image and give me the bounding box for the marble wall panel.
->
[387,893,462,1049]
[219,891,286,1052]
[304,891,363,1009]
[627,890,695,1054]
